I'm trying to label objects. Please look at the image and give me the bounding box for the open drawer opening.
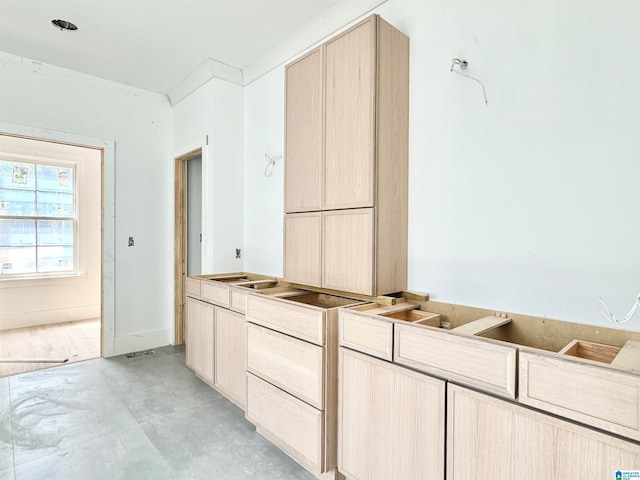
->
[380,309,440,327]
[559,339,621,364]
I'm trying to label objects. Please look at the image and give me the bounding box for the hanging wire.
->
[599,292,640,325]
[264,153,282,177]
[450,58,489,105]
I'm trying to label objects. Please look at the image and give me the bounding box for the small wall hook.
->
[450,58,468,71]
[264,153,282,177]
[450,57,488,105]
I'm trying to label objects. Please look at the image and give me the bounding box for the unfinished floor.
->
[0,345,316,480]
[0,319,101,377]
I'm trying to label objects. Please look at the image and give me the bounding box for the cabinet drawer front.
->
[394,324,517,398]
[339,311,393,360]
[247,373,323,472]
[186,277,201,299]
[247,323,324,409]
[519,351,640,441]
[246,294,325,345]
[229,288,247,314]
[201,281,230,308]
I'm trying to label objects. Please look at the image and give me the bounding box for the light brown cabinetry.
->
[283,14,409,296]
[447,384,640,479]
[284,212,322,287]
[185,297,215,386]
[322,209,374,294]
[247,323,324,409]
[394,322,517,399]
[519,349,640,441]
[245,292,359,479]
[214,307,246,409]
[324,18,376,209]
[285,47,324,213]
[338,348,445,480]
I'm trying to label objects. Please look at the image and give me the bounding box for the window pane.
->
[37,245,74,272]
[0,188,36,216]
[37,220,74,245]
[0,246,37,274]
[37,191,74,217]
[0,219,36,246]
[0,161,36,190]
[37,164,73,193]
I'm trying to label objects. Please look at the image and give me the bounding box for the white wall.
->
[172,78,244,273]
[243,68,285,276]
[0,51,174,355]
[243,0,640,330]
[0,137,101,330]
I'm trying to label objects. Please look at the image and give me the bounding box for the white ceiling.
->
[0,0,344,95]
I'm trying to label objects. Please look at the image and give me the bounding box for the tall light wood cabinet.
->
[447,384,640,480]
[339,348,445,480]
[185,297,215,386]
[285,46,324,213]
[283,14,409,296]
[324,17,376,209]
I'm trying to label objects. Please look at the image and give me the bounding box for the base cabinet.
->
[214,307,246,409]
[185,297,215,386]
[338,348,445,480]
[247,373,324,472]
[447,384,640,480]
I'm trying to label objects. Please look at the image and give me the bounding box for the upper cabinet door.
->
[284,212,322,287]
[325,17,376,210]
[285,47,324,213]
[322,208,374,295]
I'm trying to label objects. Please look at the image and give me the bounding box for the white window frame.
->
[0,139,88,284]
[0,157,79,278]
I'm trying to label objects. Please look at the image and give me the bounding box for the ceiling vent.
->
[51,19,78,31]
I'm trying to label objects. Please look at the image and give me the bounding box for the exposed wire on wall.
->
[264,153,282,177]
[599,292,640,325]
[450,58,489,105]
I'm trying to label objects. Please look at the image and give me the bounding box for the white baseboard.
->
[0,305,101,331]
[110,327,173,357]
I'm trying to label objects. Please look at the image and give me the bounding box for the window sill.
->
[0,274,88,289]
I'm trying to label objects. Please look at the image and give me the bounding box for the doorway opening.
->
[0,134,103,377]
[174,148,203,345]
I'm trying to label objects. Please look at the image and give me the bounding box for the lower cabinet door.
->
[214,307,246,409]
[447,384,640,480]
[338,348,445,480]
[185,297,215,385]
[246,373,324,474]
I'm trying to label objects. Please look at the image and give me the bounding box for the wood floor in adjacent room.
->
[0,318,101,378]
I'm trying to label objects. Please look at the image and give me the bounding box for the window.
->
[0,159,76,277]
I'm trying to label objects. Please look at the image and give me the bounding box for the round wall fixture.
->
[51,19,78,31]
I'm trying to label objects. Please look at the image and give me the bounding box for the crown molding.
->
[168,58,244,106]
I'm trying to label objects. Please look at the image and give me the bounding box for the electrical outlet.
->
[128,237,135,247]
[235,248,241,259]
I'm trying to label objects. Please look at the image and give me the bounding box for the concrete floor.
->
[0,346,316,480]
